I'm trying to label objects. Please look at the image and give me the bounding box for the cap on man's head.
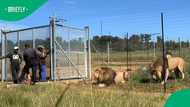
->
[14,46,19,50]
[37,45,44,49]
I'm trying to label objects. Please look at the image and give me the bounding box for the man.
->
[0,46,22,84]
[19,44,38,84]
[36,45,49,81]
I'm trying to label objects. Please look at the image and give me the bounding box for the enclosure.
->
[0,18,91,81]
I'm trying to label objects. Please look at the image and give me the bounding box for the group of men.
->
[0,44,49,84]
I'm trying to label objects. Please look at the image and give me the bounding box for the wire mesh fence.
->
[54,25,87,79]
[91,35,159,70]
[1,26,50,81]
[0,21,90,81]
[89,11,190,93]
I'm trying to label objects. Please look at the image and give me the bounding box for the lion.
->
[91,67,116,86]
[150,54,185,84]
[92,67,130,86]
[114,69,130,84]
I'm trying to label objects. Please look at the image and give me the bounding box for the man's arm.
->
[0,56,6,60]
[19,53,23,64]
[0,53,10,60]
[44,49,50,58]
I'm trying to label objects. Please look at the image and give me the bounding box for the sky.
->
[1,0,190,41]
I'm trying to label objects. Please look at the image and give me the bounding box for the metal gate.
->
[52,25,87,79]
[1,25,51,81]
[0,18,91,81]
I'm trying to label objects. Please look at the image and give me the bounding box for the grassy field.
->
[0,82,169,107]
[0,48,190,107]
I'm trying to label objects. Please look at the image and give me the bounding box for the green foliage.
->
[92,35,190,52]
[131,68,152,83]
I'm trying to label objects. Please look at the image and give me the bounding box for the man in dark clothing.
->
[19,44,38,84]
[37,45,49,81]
[0,46,22,84]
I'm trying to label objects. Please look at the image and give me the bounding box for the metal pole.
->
[100,21,104,65]
[151,33,160,58]
[178,37,181,56]
[50,17,56,80]
[100,21,103,36]
[84,27,88,78]
[17,32,20,47]
[126,33,129,70]
[161,13,166,93]
[68,28,71,76]
[4,35,7,81]
[107,41,110,65]
[49,21,53,80]
[32,29,35,48]
[85,26,91,79]
[1,30,5,82]
[154,41,156,58]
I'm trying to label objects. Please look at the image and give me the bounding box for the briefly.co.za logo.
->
[164,89,190,107]
[0,0,47,21]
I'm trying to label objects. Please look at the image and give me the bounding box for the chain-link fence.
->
[53,24,88,80]
[0,19,90,81]
[0,31,2,80]
[1,25,50,81]
[91,34,158,71]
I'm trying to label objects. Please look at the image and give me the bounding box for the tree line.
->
[91,34,190,52]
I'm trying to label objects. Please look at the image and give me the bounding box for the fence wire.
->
[54,25,87,80]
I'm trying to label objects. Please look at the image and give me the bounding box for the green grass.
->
[0,83,167,107]
[1,48,190,107]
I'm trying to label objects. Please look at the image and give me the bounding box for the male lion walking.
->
[150,54,185,84]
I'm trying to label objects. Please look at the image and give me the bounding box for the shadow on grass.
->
[55,84,70,107]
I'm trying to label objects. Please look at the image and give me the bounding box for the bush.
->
[131,67,152,83]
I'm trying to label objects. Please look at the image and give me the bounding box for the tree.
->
[129,34,142,51]
[156,36,162,49]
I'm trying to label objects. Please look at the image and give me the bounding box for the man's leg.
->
[41,64,47,81]
[19,65,29,82]
[31,64,37,83]
[39,64,41,81]
[11,65,17,84]
[15,65,20,83]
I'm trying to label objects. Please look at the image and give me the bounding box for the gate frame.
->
[0,18,91,82]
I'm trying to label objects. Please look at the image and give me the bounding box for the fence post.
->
[161,12,167,93]
[1,31,7,81]
[32,29,35,48]
[85,26,91,79]
[178,37,181,57]
[17,32,20,47]
[4,35,7,81]
[1,30,5,82]
[126,33,129,70]
[50,17,57,80]
[107,41,110,65]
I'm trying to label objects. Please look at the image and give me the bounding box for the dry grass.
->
[0,82,167,107]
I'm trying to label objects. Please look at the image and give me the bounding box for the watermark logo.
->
[0,0,47,21]
[7,6,28,13]
[164,89,190,107]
